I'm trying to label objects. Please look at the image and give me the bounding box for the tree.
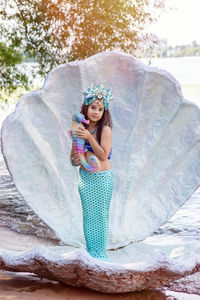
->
[0,41,29,91]
[0,0,166,91]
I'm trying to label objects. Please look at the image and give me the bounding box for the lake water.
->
[0,56,200,298]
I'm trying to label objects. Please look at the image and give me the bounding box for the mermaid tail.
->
[80,153,100,171]
[78,168,113,261]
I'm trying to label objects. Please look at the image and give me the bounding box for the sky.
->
[149,0,200,46]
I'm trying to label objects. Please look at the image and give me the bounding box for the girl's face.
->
[87,100,104,123]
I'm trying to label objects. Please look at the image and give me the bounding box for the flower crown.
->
[82,83,114,110]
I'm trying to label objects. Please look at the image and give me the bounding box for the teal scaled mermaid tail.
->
[78,168,114,261]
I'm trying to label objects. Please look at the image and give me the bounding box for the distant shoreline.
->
[143,41,200,59]
[141,55,200,59]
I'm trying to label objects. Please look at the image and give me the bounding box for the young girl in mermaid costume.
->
[70,83,114,261]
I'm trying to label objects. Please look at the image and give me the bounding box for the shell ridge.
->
[117,67,148,222]
[139,101,200,178]
[121,74,182,206]
[125,105,200,211]
[130,139,200,222]
[128,102,183,191]
[15,95,70,185]
[4,120,76,244]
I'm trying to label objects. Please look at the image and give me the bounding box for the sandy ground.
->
[0,270,167,300]
[1,270,200,300]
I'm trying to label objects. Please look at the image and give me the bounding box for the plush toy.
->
[69,113,100,171]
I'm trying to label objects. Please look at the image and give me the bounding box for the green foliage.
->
[0,86,29,111]
[0,0,165,95]
[0,41,29,91]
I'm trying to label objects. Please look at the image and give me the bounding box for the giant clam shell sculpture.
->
[1,51,200,293]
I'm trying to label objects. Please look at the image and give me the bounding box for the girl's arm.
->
[75,125,112,161]
[87,126,112,161]
[70,141,80,166]
[70,141,75,159]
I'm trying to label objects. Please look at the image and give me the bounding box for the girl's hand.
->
[73,153,80,165]
[75,126,90,140]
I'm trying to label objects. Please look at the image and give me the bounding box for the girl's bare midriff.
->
[80,133,111,172]
[80,150,111,172]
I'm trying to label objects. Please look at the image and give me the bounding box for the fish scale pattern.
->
[78,168,114,261]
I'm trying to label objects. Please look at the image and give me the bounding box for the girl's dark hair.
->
[80,103,113,144]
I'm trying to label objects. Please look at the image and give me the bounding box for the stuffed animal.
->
[69,113,100,171]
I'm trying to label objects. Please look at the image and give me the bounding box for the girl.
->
[70,83,114,261]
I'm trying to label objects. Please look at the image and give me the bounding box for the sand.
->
[1,270,200,300]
